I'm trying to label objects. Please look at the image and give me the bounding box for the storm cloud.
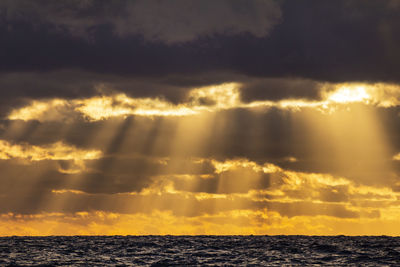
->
[0,0,398,82]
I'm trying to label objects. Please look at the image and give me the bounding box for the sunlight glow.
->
[326,85,372,104]
[393,153,400,161]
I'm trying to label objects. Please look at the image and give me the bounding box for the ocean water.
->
[0,235,399,266]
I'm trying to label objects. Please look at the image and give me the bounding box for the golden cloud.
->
[8,99,74,121]
[0,140,102,173]
[0,140,102,161]
[51,189,87,195]
[74,94,198,120]
[7,83,241,121]
[7,82,400,122]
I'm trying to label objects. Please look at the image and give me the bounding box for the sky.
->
[1,0,400,236]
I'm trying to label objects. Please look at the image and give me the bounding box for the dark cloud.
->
[172,167,273,194]
[0,0,398,83]
[0,0,282,43]
[0,0,398,122]
[240,78,323,102]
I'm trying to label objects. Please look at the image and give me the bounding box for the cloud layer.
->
[0,0,399,82]
[1,0,400,235]
[1,0,282,43]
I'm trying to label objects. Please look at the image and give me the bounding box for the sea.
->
[0,235,399,266]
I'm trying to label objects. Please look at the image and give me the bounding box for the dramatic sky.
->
[1,0,400,235]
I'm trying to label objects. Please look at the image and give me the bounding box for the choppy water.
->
[0,235,399,266]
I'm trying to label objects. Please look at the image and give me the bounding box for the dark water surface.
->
[0,235,399,266]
